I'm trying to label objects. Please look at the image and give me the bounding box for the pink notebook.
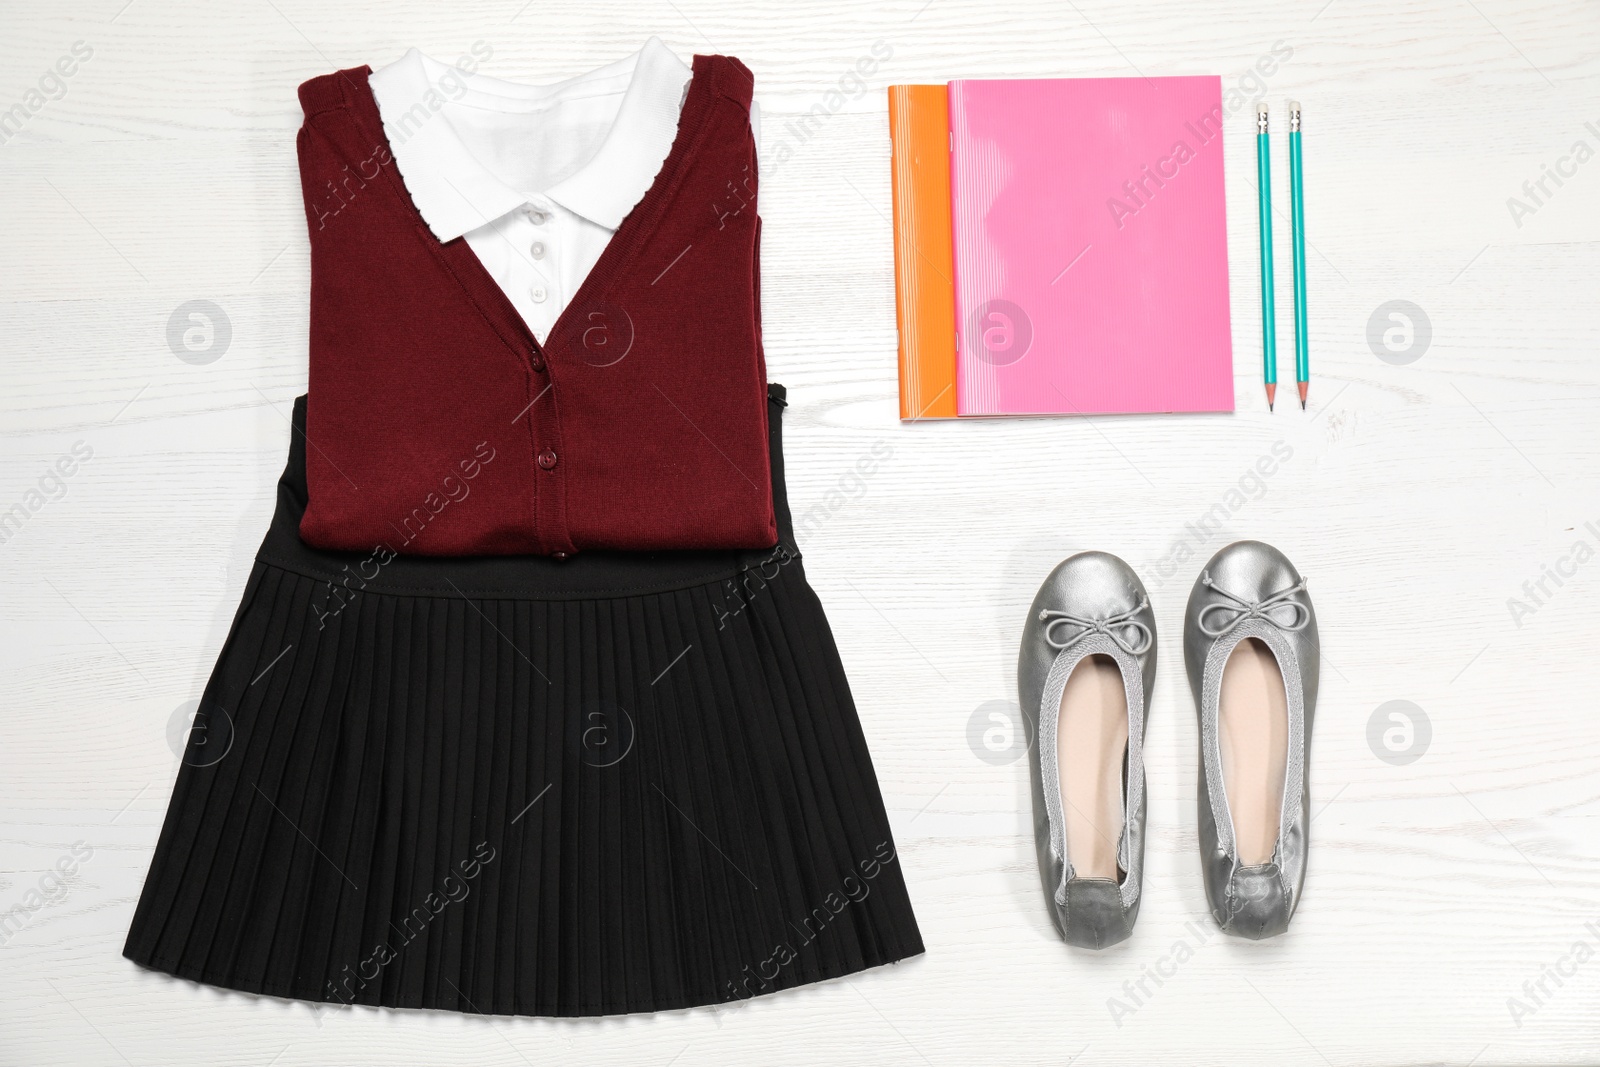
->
[949,76,1234,415]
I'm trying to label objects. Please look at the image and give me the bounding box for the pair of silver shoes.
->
[1020,540,1319,948]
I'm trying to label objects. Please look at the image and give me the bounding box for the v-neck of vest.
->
[345,54,725,364]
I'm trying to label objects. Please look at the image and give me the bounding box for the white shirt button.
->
[530,241,545,259]
[530,286,548,303]
[525,207,549,225]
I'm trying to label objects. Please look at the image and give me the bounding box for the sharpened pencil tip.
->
[1265,382,1277,411]
[1300,399,1306,409]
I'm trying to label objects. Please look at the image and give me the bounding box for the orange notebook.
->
[888,85,958,420]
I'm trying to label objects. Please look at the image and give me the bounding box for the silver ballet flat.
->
[1020,552,1156,949]
[1183,540,1319,939]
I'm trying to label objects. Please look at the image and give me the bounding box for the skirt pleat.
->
[126,390,922,1016]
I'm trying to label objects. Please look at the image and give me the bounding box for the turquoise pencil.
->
[1256,101,1277,411]
[1288,100,1309,408]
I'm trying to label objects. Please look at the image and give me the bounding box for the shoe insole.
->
[1058,654,1128,881]
[1219,637,1289,866]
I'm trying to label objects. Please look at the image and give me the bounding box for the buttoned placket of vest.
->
[523,288,566,557]
[519,195,570,556]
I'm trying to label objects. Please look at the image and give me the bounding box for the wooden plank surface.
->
[3,1,1599,1063]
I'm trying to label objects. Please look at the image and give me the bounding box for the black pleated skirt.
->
[124,385,923,1016]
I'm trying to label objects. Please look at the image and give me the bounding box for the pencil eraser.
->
[1288,99,1301,111]
[1256,101,1268,115]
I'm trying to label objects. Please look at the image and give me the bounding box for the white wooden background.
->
[4,0,1599,1064]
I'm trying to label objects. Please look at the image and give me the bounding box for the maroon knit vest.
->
[292,57,774,557]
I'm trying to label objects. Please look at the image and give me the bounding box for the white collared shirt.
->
[369,39,758,344]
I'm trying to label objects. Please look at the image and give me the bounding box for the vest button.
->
[530,354,545,372]
[537,448,558,470]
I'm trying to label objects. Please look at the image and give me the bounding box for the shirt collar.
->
[368,38,692,242]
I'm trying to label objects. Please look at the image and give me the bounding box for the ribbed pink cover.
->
[949,76,1234,415]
